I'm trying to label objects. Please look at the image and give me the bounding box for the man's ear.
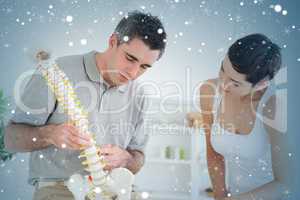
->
[109,34,118,49]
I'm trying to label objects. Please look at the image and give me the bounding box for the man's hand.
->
[45,122,93,150]
[100,144,133,171]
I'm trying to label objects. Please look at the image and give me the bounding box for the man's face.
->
[106,35,161,86]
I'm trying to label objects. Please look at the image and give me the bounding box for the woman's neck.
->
[240,88,267,104]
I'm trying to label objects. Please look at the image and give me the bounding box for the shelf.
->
[146,158,191,165]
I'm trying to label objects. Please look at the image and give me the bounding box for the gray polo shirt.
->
[11,51,148,185]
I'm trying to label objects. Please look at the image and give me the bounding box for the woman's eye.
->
[233,83,239,87]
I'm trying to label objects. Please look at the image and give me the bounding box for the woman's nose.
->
[220,78,231,92]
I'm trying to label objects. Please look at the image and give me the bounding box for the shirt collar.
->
[83,50,129,93]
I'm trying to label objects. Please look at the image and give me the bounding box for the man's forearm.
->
[4,122,53,152]
[126,149,145,174]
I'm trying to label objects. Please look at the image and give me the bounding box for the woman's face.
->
[218,54,254,97]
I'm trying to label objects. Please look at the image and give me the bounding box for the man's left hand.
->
[99,144,133,171]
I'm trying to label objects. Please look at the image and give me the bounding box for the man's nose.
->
[125,64,140,79]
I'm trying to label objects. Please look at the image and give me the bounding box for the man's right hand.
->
[44,123,93,150]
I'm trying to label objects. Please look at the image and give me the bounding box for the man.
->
[5,10,167,200]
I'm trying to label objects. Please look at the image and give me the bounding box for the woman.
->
[199,34,288,200]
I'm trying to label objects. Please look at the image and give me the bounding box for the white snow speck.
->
[94,187,101,193]
[120,189,126,194]
[282,10,288,15]
[141,192,150,199]
[240,2,244,6]
[80,39,87,45]
[68,41,74,47]
[297,58,300,62]
[274,4,282,13]
[157,28,163,34]
[123,36,129,42]
[11,110,15,114]
[32,137,37,142]
[49,5,53,9]
[39,154,44,159]
[66,15,73,22]
[61,143,66,148]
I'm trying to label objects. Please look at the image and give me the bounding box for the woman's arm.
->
[200,80,228,199]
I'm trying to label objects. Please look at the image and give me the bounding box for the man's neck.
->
[95,52,114,87]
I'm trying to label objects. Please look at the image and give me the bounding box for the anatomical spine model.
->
[37,61,134,200]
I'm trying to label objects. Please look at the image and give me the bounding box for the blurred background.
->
[0,0,299,199]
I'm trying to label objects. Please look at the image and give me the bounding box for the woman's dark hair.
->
[228,33,281,85]
[114,10,167,59]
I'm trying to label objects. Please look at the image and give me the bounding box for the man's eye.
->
[233,83,240,87]
[126,56,134,62]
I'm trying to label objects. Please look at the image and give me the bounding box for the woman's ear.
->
[253,78,270,91]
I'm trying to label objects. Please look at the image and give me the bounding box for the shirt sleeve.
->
[10,69,56,126]
[127,93,149,153]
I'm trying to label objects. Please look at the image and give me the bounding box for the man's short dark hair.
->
[228,33,282,85]
[114,10,167,59]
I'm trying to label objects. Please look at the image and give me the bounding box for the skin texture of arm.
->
[126,149,145,174]
[5,121,92,153]
[100,144,145,174]
[4,122,53,152]
[200,79,228,198]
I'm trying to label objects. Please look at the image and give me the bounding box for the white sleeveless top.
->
[210,81,275,195]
